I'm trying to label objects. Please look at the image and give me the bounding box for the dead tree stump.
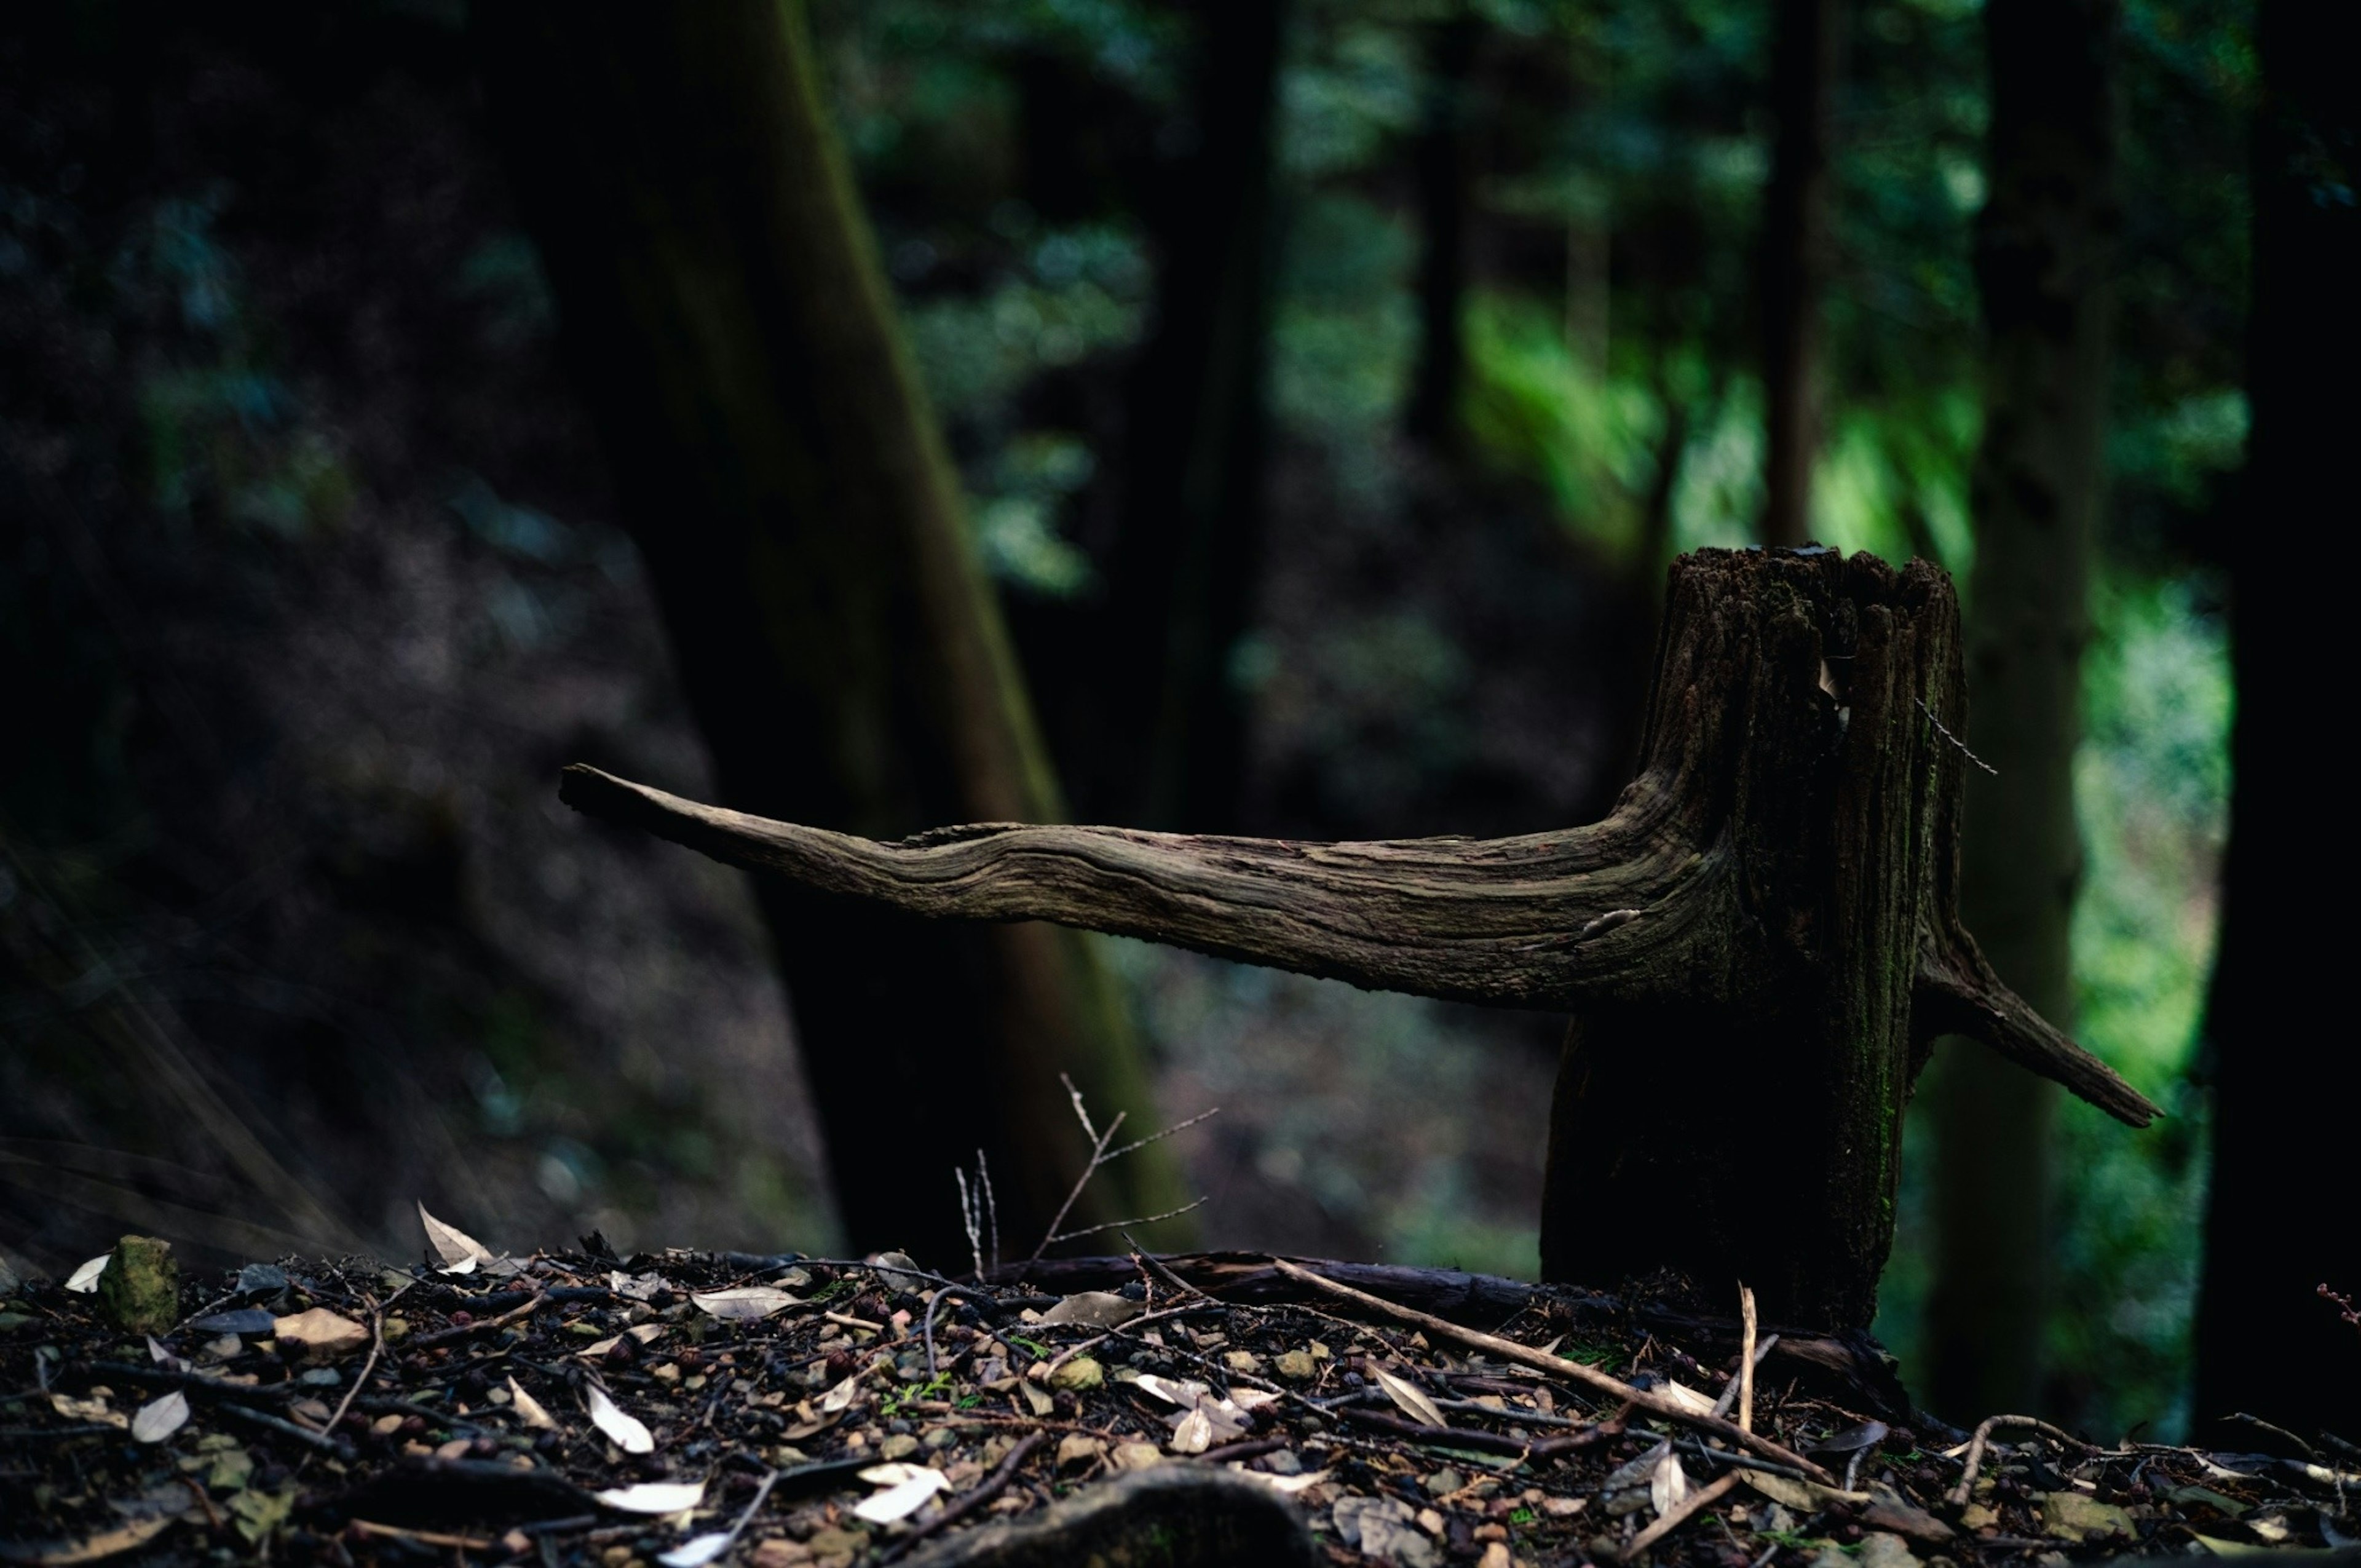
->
[561,548,2154,1329]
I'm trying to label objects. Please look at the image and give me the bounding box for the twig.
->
[2227,1411,2317,1457]
[1265,1257,1832,1481]
[955,1154,999,1282]
[1042,1197,1208,1250]
[1039,1301,1222,1377]
[218,1401,358,1461]
[1023,1076,1214,1269]
[1710,1336,1776,1422]
[877,1430,1047,1566]
[1917,698,1998,775]
[349,1521,498,1552]
[1738,1286,1757,1431]
[1125,1236,1214,1304]
[1947,1414,2097,1507]
[1337,1404,1617,1459]
[922,1285,995,1381]
[406,1288,545,1352]
[695,1465,782,1564]
[1622,1471,1742,1561]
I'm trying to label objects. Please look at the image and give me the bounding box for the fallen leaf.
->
[691,1287,799,1321]
[1258,1469,1332,1495]
[1169,1407,1214,1454]
[1037,1291,1141,1328]
[1018,1380,1054,1417]
[416,1203,496,1270]
[1650,1451,1689,1516]
[507,1377,556,1430]
[271,1308,369,1358]
[228,1486,295,1543]
[1230,1388,1280,1412]
[611,1271,667,1302]
[22,1516,174,1564]
[1131,1374,1206,1408]
[1658,1380,1719,1417]
[131,1391,189,1444]
[853,1463,947,1524]
[48,1393,127,1430]
[586,1384,655,1454]
[595,1481,706,1514]
[63,1255,111,1294]
[657,1533,733,1568]
[818,1371,866,1414]
[1373,1366,1449,1429]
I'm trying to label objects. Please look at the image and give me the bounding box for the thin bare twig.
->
[1265,1257,1832,1481]
[1738,1285,1758,1433]
[1622,1470,1743,1561]
[876,1431,1046,1566]
[1947,1414,2098,1507]
[1022,1076,1212,1269]
[1043,1197,1208,1249]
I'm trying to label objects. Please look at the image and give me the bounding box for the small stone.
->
[1262,1449,1305,1476]
[96,1237,179,1336]
[803,1527,866,1559]
[922,1425,957,1451]
[1958,1503,1999,1530]
[1224,1350,1263,1376]
[1424,1467,1466,1496]
[1048,1355,1104,1392]
[1541,1496,1586,1518]
[1477,1545,1514,1568]
[1859,1532,1923,1568]
[1416,1507,1445,1535]
[748,1541,811,1568]
[878,1433,920,1460]
[1057,1434,1104,1470]
[1274,1350,1318,1381]
[1110,1441,1164,1472]
[2038,1492,2133,1542]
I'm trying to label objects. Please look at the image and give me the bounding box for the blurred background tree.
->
[1,0,2280,1439]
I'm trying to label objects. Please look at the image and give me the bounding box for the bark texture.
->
[2193,0,2361,1438]
[475,0,1185,1267]
[564,549,2157,1328]
[1923,0,2118,1422]
[1758,0,1840,549]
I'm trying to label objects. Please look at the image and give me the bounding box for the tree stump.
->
[561,548,2154,1328]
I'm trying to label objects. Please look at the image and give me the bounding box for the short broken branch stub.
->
[562,547,2154,1328]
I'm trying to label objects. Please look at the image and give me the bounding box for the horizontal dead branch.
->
[1916,921,2161,1127]
[560,764,1717,1010]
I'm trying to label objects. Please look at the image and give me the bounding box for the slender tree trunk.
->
[1758,0,1838,548]
[2193,0,2361,1441]
[1083,0,1286,832]
[1923,0,2116,1421]
[1404,9,1482,452]
[473,1,1188,1268]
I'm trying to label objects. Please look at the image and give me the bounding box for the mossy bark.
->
[475,0,1187,1265]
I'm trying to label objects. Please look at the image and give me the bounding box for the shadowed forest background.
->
[4,0,2351,1449]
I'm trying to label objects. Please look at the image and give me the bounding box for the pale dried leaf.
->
[586,1385,655,1454]
[1650,1451,1689,1517]
[1659,1380,1718,1417]
[272,1308,369,1357]
[818,1371,864,1414]
[64,1255,110,1294]
[49,1393,127,1430]
[853,1464,947,1524]
[416,1203,495,1269]
[1230,1388,1279,1412]
[25,1516,175,1564]
[1169,1407,1214,1454]
[1018,1380,1054,1417]
[130,1391,189,1444]
[1037,1291,1141,1328]
[578,1334,622,1359]
[690,1287,799,1321]
[1373,1366,1449,1429]
[657,1533,732,1568]
[594,1481,705,1514]
[1131,1374,1207,1408]
[1257,1469,1332,1495]
[506,1377,556,1430]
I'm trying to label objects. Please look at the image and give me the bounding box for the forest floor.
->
[4,1241,2350,1568]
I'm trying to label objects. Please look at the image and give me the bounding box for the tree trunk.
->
[563,548,2157,1329]
[2193,0,2361,1440]
[473,0,1188,1268]
[1404,9,1482,452]
[1920,0,2118,1423]
[1075,0,1285,832]
[1758,0,1839,550]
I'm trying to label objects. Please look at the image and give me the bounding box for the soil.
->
[4,1245,2351,1567]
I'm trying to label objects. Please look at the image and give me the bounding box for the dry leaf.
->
[1230,1388,1280,1412]
[506,1377,556,1430]
[586,1384,655,1454]
[1257,1469,1332,1495]
[853,1464,947,1524]
[1037,1291,1141,1328]
[63,1255,110,1294]
[130,1391,189,1444]
[1131,1374,1205,1408]
[49,1393,127,1430]
[1373,1366,1449,1429]
[595,1480,706,1514]
[1018,1380,1054,1417]
[416,1203,496,1270]
[818,1371,865,1414]
[690,1287,799,1322]
[1169,1407,1214,1454]
[1651,1451,1690,1517]
[272,1308,369,1358]
[1659,1380,1718,1417]
[23,1516,175,1564]
[657,1533,733,1568]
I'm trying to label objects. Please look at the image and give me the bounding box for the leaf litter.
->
[2,1239,2356,1567]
